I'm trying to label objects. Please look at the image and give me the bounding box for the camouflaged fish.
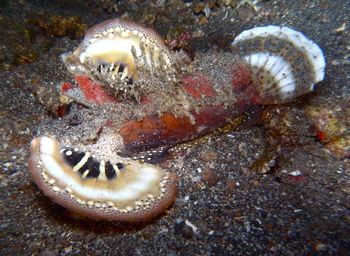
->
[29,19,326,221]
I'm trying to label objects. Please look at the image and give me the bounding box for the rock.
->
[200,149,218,162]
[174,220,194,239]
[200,167,219,187]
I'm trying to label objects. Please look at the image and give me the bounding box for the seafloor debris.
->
[27,15,87,39]
[29,19,326,221]
[307,101,350,158]
[0,13,86,70]
[252,106,313,174]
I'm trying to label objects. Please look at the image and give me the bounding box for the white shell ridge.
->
[232,25,326,104]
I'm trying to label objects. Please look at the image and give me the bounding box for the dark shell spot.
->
[63,149,85,166]
[127,77,134,85]
[105,161,117,180]
[118,63,125,73]
[116,162,124,170]
[78,157,100,178]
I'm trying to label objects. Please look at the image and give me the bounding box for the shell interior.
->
[29,136,177,221]
[62,19,188,99]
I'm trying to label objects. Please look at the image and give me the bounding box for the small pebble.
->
[174,221,194,239]
[200,168,219,187]
[200,149,218,162]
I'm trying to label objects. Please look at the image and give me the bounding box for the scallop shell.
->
[232,25,326,104]
[62,18,188,99]
[28,136,177,221]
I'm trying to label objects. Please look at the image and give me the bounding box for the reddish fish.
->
[29,20,325,221]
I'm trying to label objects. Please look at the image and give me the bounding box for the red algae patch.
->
[73,75,120,104]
